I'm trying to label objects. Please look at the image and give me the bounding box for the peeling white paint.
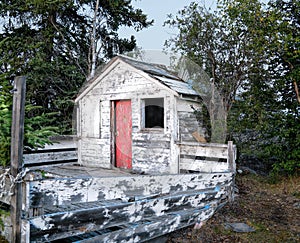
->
[31,216,54,230]
[61,212,73,220]
[151,199,169,216]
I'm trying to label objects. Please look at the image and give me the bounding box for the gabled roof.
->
[120,56,199,96]
[76,55,199,102]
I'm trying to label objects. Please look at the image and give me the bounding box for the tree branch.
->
[293,81,300,104]
[49,18,87,78]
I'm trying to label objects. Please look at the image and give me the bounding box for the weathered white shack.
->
[1,61,236,242]
[75,55,207,174]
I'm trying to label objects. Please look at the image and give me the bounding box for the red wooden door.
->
[115,100,132,169]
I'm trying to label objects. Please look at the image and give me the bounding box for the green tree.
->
[164,0,268,142]
[0,0,152,133]
[0,76,57,167]
[225,0,299,175]
[165,0,299,175]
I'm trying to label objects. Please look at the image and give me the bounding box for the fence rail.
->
[179,141,236,172]
[23,140,77,167]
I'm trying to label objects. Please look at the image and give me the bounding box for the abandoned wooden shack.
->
[75,55,218,174]
[0,56,237,243]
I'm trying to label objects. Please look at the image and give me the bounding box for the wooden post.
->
[227,141,235,172]
[227,141,235,204]
[10,76,26,243]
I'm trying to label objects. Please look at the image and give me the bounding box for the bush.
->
[0,84,57,167]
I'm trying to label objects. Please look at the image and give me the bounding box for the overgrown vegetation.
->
[165,0,300,176]
[0,77,57,167]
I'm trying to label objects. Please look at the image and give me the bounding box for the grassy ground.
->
[167,174,300,243]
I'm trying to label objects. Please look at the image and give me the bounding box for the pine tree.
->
[0,0,153,133]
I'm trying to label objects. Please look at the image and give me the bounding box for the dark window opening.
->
[144,98,164,128]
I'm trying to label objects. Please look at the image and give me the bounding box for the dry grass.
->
[167,174,300,243]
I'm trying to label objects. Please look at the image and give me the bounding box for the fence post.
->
[227,141,235,172]
[10,76,26,243]
[227,141,236,204]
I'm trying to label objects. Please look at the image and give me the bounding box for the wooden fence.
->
[23,140,77,167]
[21,140,236,172]
[179,141,236,172]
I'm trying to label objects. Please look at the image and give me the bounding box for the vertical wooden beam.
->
[110,101,115,168]
[10,76,26,243]
[227,141,236,204]
[227,141,235,172]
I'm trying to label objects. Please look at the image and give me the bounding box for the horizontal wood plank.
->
[29,172,233,208]
[180,144,228,159]
[29,188,228,241]
[76,201,228,243]
[23,150,77,164]
[180,159,228,172]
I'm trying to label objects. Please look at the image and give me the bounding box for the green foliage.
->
[0,85,12,166]
[0,208,10,231]
[227,0,300,176]
[165,0,300,176]
[269,115,300,176]
[0,0,152,133]
[0,77,57,167]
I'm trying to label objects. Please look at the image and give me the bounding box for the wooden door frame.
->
[110,101,116,167]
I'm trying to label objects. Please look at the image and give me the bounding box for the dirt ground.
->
[167,173,300,243]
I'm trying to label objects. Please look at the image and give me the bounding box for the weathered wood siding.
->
[0,170,235,242]
[25,172,234,242]
[179,142,236,172]
[23,138,77,167]
[177,98,206,143]
[77,61,179,174]
[28,173,232,208]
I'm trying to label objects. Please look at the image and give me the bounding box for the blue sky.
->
[119,0,217,50]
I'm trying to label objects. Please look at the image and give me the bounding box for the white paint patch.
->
[61,212,74,220]
[151,199,168,216]
[30,216,55,230]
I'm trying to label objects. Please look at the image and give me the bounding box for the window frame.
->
[140,97,165,131]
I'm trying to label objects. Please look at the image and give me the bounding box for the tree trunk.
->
[90,0,100,79]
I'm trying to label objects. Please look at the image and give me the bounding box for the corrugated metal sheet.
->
[152,75,199,96]
[120,56,199,96]
[120,56,180,80]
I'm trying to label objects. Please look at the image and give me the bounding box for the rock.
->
[238,166,258,175]
[224,222,255,233]
[293,202,300,209]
